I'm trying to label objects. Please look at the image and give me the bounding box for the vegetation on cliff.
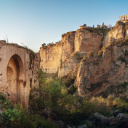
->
[86,27,111,37]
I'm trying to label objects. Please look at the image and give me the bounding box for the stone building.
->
[0,40,39,107]
[119,14,128,21]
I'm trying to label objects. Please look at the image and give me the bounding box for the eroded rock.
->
[92,112,117,126]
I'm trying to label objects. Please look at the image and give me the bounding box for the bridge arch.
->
[7,54,24,103]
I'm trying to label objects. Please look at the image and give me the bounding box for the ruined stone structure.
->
[97,25,101,28]
[0,41,39,107]
[119,14,128,21]
[101,22,107,29]
[119,14,128,22]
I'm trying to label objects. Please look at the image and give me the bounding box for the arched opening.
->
[7,54,24,103]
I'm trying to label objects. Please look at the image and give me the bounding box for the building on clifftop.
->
[119,14,128,22]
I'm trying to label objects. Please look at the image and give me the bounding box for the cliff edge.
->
[40,20,128,98]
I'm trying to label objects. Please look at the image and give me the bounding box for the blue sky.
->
[0,0,127,52]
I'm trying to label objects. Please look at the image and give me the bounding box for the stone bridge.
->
[0,41,39,107]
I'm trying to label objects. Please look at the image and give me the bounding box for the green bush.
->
[1,108,22,127]
[29,76,86,125]
[30,71,128,125]
[0,93,58,128]
[2,69,128,127]
[0,93,14,109]
[0,92,6,100]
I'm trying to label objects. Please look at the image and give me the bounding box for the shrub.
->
[0,92,58,128]
[1,108,22,127]
[29,71,128,126]
[98,46,106,55]
[0,92,6,100]
[1,101,58,128]
[0,95,14,109]
[74,52,84,60]
[87,51,98,57]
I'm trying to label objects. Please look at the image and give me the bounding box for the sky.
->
[0,0,127,52]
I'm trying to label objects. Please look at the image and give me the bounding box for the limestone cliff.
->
[40,31,75,73]
[75,21,128,97]
[75,41,128,97]
[1,19,128,108]
[40,27,104,76]
[103,21,126,46]
[40,20,128,98]
[75,28,103,52]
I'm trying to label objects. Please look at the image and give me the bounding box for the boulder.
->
[111,109,122,116]
[77,124,87,128]
[56,120,65,128]
[67,124,87,128]
[92,112,117,126]
[117,113,128,127]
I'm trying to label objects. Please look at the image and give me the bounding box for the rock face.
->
[117,113,128,127]
[40,27,103,77]
[91,112,128,127]
[40,20,128,98]
[103,21,125,46]
[76,41,128,96]
[75,28,103,52]
[40,31,75,73]
[92,112,117,127]
[2,19,128,107]
[0,41,39,107]
[58,52,86,77]
[75,21,128,97]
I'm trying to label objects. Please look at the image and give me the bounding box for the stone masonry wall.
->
[0,41,39,107]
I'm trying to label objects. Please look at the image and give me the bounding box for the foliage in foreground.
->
[29,70,128,126]
[1,69,128,127]
[0,92,58,128]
